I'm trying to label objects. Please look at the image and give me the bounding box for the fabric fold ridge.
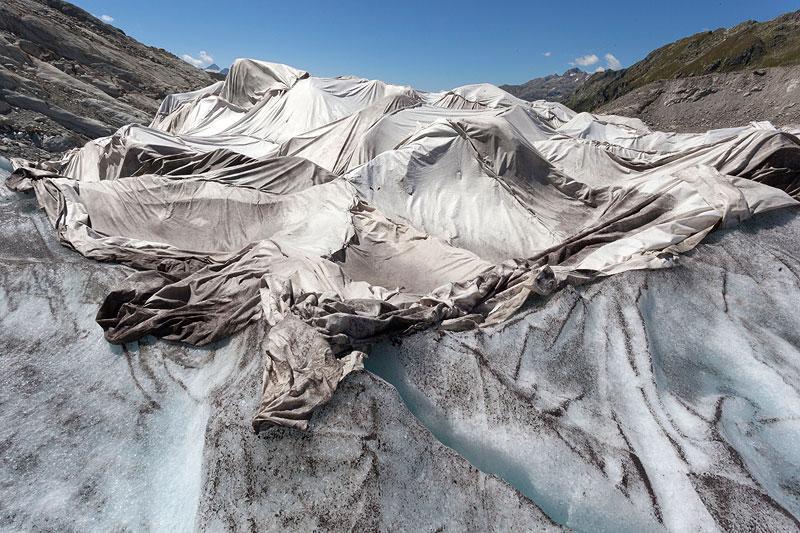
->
[6,59,799,430]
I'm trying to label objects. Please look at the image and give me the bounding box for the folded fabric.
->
[7,60,799,430]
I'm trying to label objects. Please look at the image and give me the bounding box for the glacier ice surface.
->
[0,174,560,531]
[367,208,800,532]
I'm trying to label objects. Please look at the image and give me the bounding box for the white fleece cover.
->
[6,58,800,430]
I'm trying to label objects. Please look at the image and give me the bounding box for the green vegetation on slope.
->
[566,10,800,112]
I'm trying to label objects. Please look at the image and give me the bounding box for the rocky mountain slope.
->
[561,10,800,130]
[500,67,589,103]
[597,64,800,131]
[0,0,214,160]
[567,10,800,112]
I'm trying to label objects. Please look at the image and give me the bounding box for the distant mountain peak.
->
[500,68,590,103]
[203,64,230,76]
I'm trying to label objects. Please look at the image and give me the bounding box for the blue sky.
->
[73,0,799,90]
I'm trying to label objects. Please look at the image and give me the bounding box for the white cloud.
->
[99,14,114,23]
[604,53,622,70]
[542,51,552,57]
[571,52,621,71]
[181,50,215,68]
[181,54,203,68]
[573,54,599,67]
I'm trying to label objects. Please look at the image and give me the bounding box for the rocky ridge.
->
[565,10,800,113]
[597,64,800,132]
[505,10,800,131]
[0,0,214,160]
[500,67,590,103]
